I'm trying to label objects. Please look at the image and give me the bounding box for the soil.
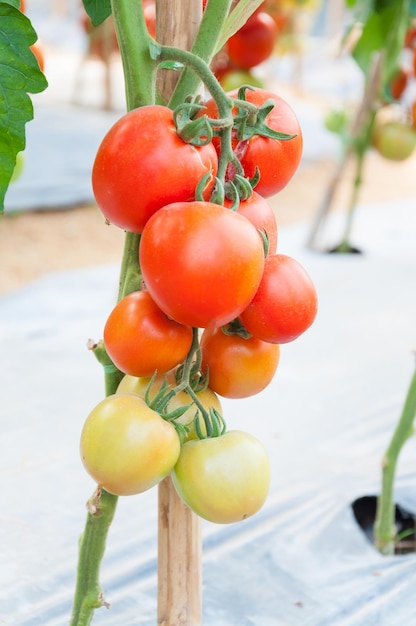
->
[1,145,415,296]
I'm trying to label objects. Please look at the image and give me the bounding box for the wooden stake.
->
[156,2,203,624]
[157,477,202,626]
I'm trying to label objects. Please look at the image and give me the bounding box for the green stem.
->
[89,339,124,397]
[156,44,239,186]
[111,0,157,108]
[337,148,365,252]
[70,489,118,626]
[168,0,233,109]
[374,366,416,555]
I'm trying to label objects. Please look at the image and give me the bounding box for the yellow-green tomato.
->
[80,393,180,496]
[117,371,222,441]
[172,430,270,524]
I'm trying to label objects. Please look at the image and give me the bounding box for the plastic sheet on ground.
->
[1,199,416,625]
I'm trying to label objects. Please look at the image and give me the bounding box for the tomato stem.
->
[374,364,416,554]
[167,0,234,110]
[111,0,157,108]
[69,488,118,626]
[88,339,124,396]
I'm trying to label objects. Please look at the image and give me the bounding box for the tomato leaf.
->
[216,0,264,52]
[81,0,112,27]
[350,0,411,85]
[0,3,48,213]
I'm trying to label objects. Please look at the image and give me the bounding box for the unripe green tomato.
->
[324,108,348,134]
[372,121,416,161]
[80,393,180,496]
[219,69,265,92]
[172,430,270,524]
[117,371,222,441]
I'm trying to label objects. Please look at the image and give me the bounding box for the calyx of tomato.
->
[232,85,297,142]
[174,99,214,146]
[136,327,226,441]
[221,318,252,339]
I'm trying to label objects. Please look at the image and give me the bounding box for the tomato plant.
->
[239,253,318,344]
[200,325,280,398]
[80,393,181,496]
[172,430,270,523]
[204,88,303,196]
[92,105,218,233]
[139,200,266,328]
[226,11,278,69]
[103,290,193,377]
[117,369,222,440]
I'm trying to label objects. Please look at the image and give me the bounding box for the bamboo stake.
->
[155,2,203,624]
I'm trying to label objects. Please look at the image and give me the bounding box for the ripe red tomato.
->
[117,370,222,440]
[239,253,318,343]
[92,105,218,233]
[227,11,278,69]
[203,88,303,197]
[200,326,280,398]
[103,290,193,377]
[139,200,265,328]
[224,190,278,254]
[372,121,416,161]
[172,430,270,523]
[80,393,181,496]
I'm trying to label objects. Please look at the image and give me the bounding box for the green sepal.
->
[174,104,213,146]
[221,319,252,339]
[236,99,297,141]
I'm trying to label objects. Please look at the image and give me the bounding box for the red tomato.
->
[227,11,278,69]
[200,326,280,398]
[172,430,270,523]
[239,254,318,343]
[103,290,193,376]
[203,88,303,197]
[224,191,278,254]
[92,105,218,233]
[139,200,265,328]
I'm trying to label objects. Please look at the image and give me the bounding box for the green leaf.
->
[0,3,48,212]
[81,0,112,27]
[216,0,264,52]
[351,0,410,85]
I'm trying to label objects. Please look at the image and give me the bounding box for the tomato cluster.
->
[82,81,317,523]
